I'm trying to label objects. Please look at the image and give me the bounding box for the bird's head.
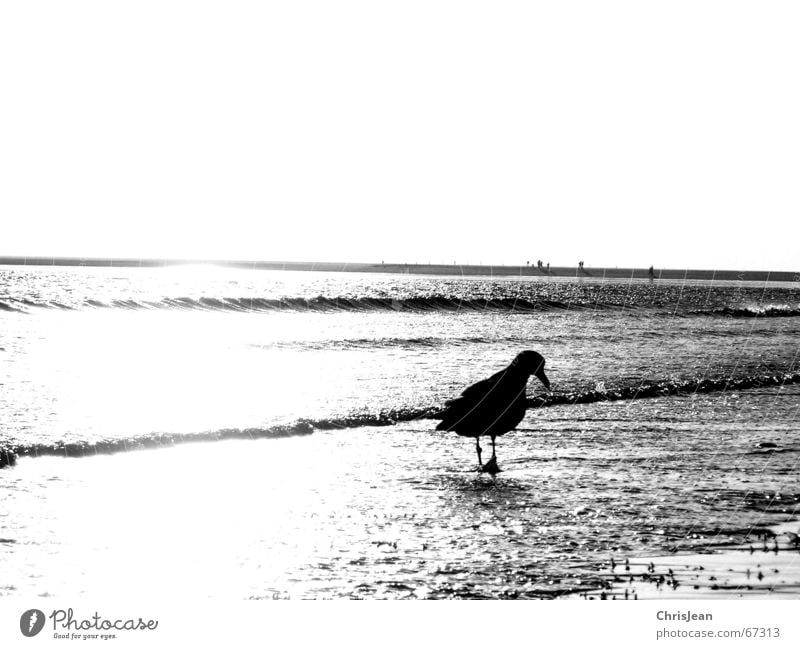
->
[512,350,551,390]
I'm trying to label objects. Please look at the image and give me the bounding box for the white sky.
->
[1,1,798,270]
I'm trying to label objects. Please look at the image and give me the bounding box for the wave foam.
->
[4,373,799,463]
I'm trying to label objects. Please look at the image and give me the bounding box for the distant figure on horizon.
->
[546,262,550,274]
[649,265,656,279]
[0,447,16,468]
[433,351,551,474]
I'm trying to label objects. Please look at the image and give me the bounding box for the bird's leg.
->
[475,437,483,468]
[481,436,501,475]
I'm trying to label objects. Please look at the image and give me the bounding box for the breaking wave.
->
[2,294,798,317]
[0,295,613,313]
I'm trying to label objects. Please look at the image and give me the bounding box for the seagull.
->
[434,350,550,474]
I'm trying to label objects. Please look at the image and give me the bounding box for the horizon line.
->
[0,255,797,282]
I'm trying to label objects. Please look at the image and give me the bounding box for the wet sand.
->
[571,521,800,600]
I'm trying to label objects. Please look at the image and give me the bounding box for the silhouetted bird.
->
[434,351,550,474]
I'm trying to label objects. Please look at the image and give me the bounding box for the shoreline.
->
[1,256,797,283]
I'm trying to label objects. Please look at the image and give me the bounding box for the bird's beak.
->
[535,369,551,391]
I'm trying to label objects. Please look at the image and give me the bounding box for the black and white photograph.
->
[1,1,798,646]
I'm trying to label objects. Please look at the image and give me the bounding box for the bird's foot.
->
[481,457,501,476]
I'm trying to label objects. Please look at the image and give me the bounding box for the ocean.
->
[1,265,799,598]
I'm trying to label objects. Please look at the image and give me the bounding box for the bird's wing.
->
[434,368,511,428]
[450,368,508,403]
